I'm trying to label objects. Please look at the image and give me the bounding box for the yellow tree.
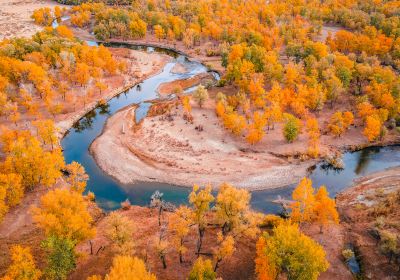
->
[65,161,89,193]
[189,184,214,254]
[290,177,315,223]
[33,119,58,150]
[75,62,91,87]
[215,183,251,234]
[313,186,339,233]
[328,111,353,137]
[2,134,65,190]
[154,25,165,41]
[213,233,235,272]
[168,205,193,263]
[188,257,216,280]
[32,188,95,243]
[2,245,41,280]
[0,184,8,222]
[181,96,192,120]
[305,117,320,158]
[223,112,246,136]
[363,116,381,142]
[105,212,135,255]
[255,222,329,280]
[105,255,156,280]
[0,173,23,207]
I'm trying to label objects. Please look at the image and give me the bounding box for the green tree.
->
[283,114,301,143]
[42,236,76,280]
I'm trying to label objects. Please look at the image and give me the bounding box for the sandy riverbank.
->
[55,49,171,136]
[157,72,215,95]
[90,101,312,190]
[0,0,66,40]
[90,91,400,190]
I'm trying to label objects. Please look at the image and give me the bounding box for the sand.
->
[55,49,171,136]
[90,100,311,190]
[0,0,66,40]
[90,90,400,190]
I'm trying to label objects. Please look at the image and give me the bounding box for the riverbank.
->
[55,49,171,136]
[90,100,312,190]
[0,0,66,40]
[90,93,400,190]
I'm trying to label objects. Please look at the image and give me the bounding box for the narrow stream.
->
[61,43,400,213]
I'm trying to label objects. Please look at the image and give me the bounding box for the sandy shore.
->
[0,0,66,40]
[90,101,311,190]
[157,72,215,95]
[55,49,171,136]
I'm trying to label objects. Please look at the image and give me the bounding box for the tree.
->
[215,183,251,234]
[188,257,216,280]
[255,222,329,280]
[0,173,23,207]
[193,85,208,108]
[313,186,339,233]
[290,177,315,224]
[95,80,108,94]
[2,245,41,280]
[189,184,214,254]
[0,185,8,222]
[31,7,53,26]
[215,101,225,117]
[75,63,91,87]
[223,112,246,136]
[181,96,192,119]
[168,205,192,263]
[283,114,301,143]
[213,233,235,272]
[379,231,399,264]
[56,25,74,39]
[65,161,89,193]
[105,255,156,280]
[33,119,58,149]
[32,188,95,243]
[105,212,135,255]
[363,116,381,142]
[155,239,169,269]
[2,134,65,190]
[305,118,320,158]
[42,236,76,280]
[328,111,353,137]
[154,25,165,41]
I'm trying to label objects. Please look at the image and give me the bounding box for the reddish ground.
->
[337,167,400,279]
[71,206,257,280]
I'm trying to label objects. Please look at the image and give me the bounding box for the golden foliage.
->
[32,188,95,243]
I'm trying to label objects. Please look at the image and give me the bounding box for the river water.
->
[61,43,400,214]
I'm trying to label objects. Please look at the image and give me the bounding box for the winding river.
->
[61,43,400,214]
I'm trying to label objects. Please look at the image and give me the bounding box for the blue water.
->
[61,44,400,214]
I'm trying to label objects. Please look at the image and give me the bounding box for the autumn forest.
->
[0,0,400,279]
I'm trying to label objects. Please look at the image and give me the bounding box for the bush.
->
[342,249,355,262]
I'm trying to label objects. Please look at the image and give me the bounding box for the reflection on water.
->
[354,147,380,175]
[62,43,400,214]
